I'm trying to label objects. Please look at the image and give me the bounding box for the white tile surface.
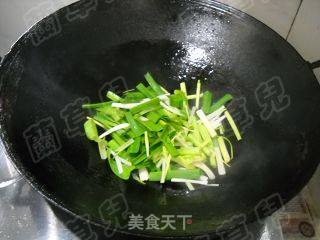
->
[287,0,320,63]
[0,0,303,56]
[217,0,302,38]
[0,0,77,57]
[0,0,302,56]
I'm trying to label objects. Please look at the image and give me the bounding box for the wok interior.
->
[1,0,320,236]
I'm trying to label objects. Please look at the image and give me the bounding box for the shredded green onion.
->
[84,118,99,141]
[107,91,123,102]
[225,110,242,141]
[144,131,150,157]
[195,80,201,109]
[82,72,243,186]
[202,91,213,114]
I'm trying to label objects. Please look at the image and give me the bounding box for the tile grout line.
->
[286,0,304,40]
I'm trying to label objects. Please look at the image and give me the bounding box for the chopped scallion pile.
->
[82,72,242,190]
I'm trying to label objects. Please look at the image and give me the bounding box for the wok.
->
[0,0,320,238]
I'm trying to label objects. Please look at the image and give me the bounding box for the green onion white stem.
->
[110,151,124,174]
[200,175,209,181]
[139,116,149,122]
[187,94,204,100]
[160,160,166,184]
[132,173,146,185]
[218,137,231,163]
[196,109,217,138]
[156,158,164,169]
[98,141,107,160]
[185,182,195,191]
[171,178,219,186]
[99,123,129,138]
[86,117,107,129]
[160,102,185,116]
[213,142,226,175]
[111,102,140,109]
[225,110,242,141]
[107,91,122,102]
[161,87,169,94]
[139,168,149,181]
[144,131,150,157]
[195,80,201,109]
[116,139,135,154]
[207,106,226,120]
[193,162,215,180]
[180,82,187,94]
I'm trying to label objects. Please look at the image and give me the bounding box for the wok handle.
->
[309,60,320,70]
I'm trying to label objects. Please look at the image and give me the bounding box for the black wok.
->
[0,0,320,238]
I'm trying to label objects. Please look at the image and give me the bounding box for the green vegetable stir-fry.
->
[82,72,242,190]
